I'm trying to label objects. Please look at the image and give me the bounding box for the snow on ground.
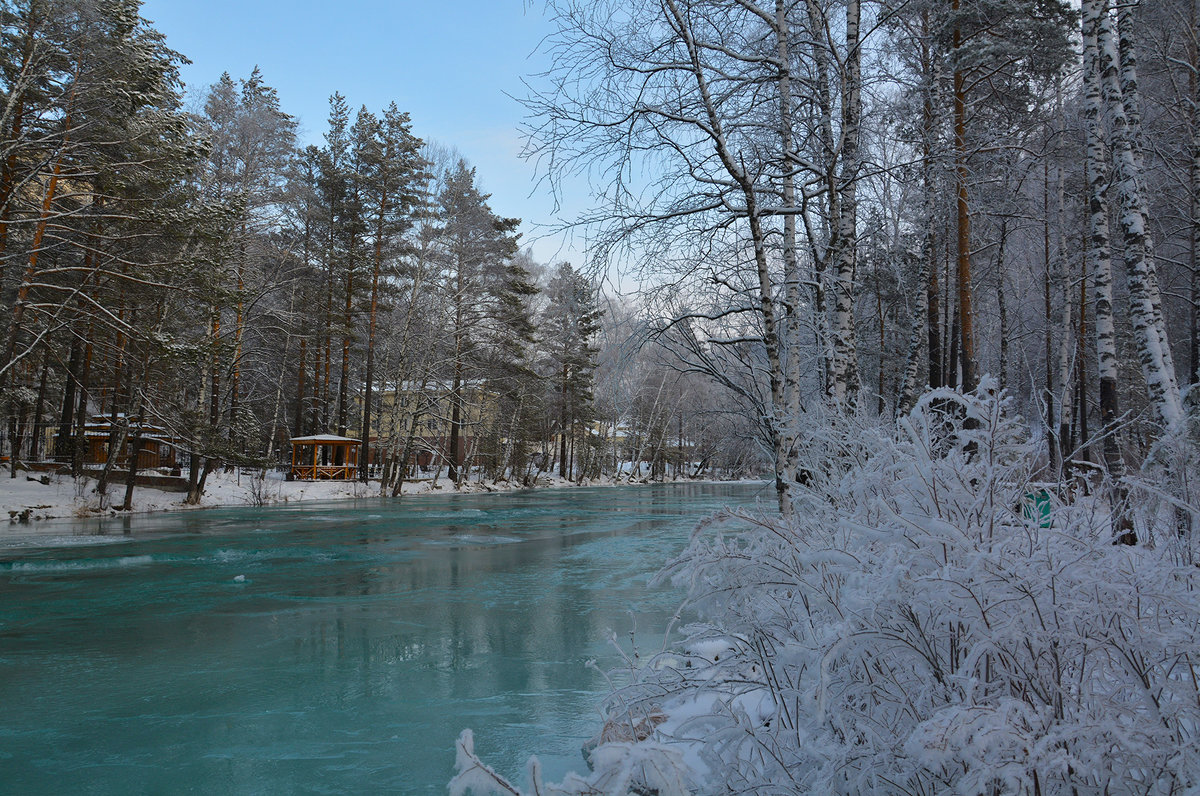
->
[0,468,370,524]
[0,468,741,526]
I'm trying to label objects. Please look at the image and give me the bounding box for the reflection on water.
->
[0,482,771,794]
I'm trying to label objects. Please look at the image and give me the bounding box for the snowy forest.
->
[499,0,1200,520]
[4,0,1200,791]
[446,0,1200,792]
[0,0,767,509]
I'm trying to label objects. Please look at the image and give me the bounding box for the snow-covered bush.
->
[1125,387,1200,564]
[453,383,1200,794]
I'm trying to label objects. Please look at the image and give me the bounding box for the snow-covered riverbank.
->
[0,468,753,524]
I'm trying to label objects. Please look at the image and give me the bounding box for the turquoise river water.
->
[0,482,770,794]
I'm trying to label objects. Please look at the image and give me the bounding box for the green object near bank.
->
[1023,489,1052,528]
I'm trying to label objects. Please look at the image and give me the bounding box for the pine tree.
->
[434,161,522,485]
[355,103,424,479]
[196,67,297,455]
[541,263,601,480]
[0,0,207,485]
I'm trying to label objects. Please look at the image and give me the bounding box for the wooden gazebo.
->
[289,434,361,480]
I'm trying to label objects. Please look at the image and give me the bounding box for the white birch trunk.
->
[829,0,861,405]
[775,0,800,488]
[1083,0,1125,480]
[1115,3,1179,392]
[664,0,793,513]
[805,0,836,396]
[1097,4,1185,430]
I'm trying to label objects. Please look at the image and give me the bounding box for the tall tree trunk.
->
[775,0,801,486]
[1116,2,1179,395]
[122,420,144,511]
[209,306,221,429]
[558,363,569,479]
[898,27,940,414]
[948,306,960,389]
[667,0,791,514]
[1076,243,1090,457]
[0,10,38,272]
[1042,157,1058,471]
[951,0,978,393]
[322,254,333,434]
[123,302,165,511]
[1097,4,1183,430]
[1192,0,1200,385]
[391,408,425,498]
[230,230,246,449]
[96,354,132,504]
[55,334,82,462]
[1054,86,1076,465]
[1057,255,1075,464]
[497,397,523,482]
[294,335,307,436]
[448,379,460,485]
[122,382,154,511]
[336,267,353,439]
[1084,0,1132,540]
[95,414,129,507]
[71,331,92,479]
[995,218,1009,391]
[447,373,463,486]
[943,239,953,387]
[898,252,930,415]
[1084,1,1120,472]
[876,267,886,415]
[928,236,943,391]
[2,87,74,400]
[830,0,861,405]
[266,348,288,462]
[805,0,835,396]
[391,379,431,497]
[27,346,49,462]
[447,241,468,486]
[360,199,388,481]
[311,341,323,438]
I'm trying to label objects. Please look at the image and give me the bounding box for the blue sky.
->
[140,0,580,264]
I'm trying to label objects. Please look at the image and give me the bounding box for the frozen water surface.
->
[0,482,769,794]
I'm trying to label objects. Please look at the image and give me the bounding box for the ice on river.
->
[0,482,768,795]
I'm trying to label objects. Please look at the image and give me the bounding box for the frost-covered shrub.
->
[451,728,694,796]
[453,384,1200,795]
[1126,388,1200,563]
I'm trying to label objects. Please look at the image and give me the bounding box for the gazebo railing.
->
[289,436,361,481]
[290,463,357,481]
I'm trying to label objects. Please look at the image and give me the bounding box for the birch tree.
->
[526,0,873,512]
[1094,1,1184,431]
[830,0,862,404]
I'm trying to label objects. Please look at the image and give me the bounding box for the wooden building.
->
[79,414,179,470]
[289,434,360,480]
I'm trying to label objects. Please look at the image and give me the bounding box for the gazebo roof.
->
[290,434,361,444]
